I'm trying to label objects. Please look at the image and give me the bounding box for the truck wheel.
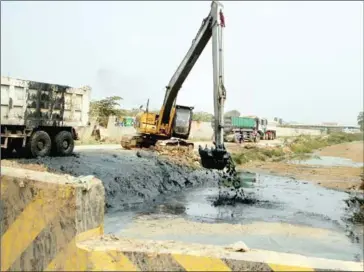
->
[29,131,52,157]
[54,131,74,156]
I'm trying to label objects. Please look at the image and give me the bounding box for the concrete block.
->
[0,167,104,271]
[75,237,364,271]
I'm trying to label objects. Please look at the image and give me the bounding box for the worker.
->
[253,128,258,141]
[239,129,244,144]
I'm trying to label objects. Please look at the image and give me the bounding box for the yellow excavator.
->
[121,1,233,171]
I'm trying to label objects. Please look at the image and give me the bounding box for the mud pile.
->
[2,149,221,212]
[345,195,364,224]
[153,145,201,168]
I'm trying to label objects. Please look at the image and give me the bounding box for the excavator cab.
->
[171,105,194,140]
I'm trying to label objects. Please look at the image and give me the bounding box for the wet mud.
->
[2,149,221,211]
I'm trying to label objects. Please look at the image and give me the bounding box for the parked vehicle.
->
[1,76,91,157]
[212,116,277,142]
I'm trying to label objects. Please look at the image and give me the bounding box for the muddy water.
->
[289,155,364,168]
[105,172,364,262]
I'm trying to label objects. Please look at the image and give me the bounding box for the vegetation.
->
[89,96,160,127]
[232,132,363,165]
[232,146,285,165]
[89,96,124,127]
[288,132,363,154]
[358,111,364,131]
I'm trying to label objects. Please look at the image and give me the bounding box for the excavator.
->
[121,1,238,175]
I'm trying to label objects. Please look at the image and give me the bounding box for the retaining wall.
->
[0,167,104,271]
[1,167,362,271]
[76,237,363,271]
[76,121,323,142]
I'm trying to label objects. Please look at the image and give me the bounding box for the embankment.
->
[1,149,221,211]
[233,136,363,191]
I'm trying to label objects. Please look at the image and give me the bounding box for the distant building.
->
[322,122,338,126]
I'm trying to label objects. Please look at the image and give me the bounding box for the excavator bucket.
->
[198,144,231,170]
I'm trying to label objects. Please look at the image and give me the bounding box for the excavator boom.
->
[158,1,232,170]
[123,1,235,171]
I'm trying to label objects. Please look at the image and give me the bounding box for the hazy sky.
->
[1,1,363,125]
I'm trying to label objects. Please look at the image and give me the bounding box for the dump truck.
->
[1,76,91,157]
[212,116,277,142]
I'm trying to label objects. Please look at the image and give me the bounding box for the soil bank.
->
[240,141,364,191]
[318,141,363,163]
[1,149,221,211]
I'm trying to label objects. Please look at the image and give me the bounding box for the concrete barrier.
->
[1,167,363,271]
[76,237,362,271]
[0,167,104,271]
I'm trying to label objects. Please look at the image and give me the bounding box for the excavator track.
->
[121,135,194,151]
[121,135,156,149]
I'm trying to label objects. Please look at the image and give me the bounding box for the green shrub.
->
[232,132,363,165]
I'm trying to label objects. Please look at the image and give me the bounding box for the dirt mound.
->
[345,196,364,224]
[154,145,201,168]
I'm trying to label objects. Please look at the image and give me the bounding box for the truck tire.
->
[54,131,74,156]
[28,131,52,157]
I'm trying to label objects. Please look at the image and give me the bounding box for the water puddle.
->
[105,172,363,262]
[289,155,363,168]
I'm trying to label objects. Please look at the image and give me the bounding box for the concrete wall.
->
[189,122,324,139]
[190,121,213,140]
[1,167,104,271]
[274,127,323,137]
[75,120,324,143]
[1,167,362,271]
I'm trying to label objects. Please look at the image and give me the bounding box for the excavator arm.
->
[198,1,231,170]
[155,1,232,170]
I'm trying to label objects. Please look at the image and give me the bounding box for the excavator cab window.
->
[172,106,193,140]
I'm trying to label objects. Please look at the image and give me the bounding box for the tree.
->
[89,96,123,127]
[224,110,240,118]
[358,111,364,131]
[192,111,213,122]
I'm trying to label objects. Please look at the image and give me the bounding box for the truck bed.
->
[1,76,91,128]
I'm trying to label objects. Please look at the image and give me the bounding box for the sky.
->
[1,1,363,125]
